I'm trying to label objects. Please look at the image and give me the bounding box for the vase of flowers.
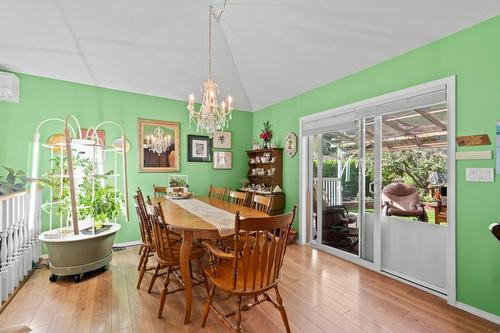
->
[260,121,273,148]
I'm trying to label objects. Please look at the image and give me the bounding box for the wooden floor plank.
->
[0,244,498,333]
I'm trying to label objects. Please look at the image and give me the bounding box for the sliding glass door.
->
[303,78,453,296]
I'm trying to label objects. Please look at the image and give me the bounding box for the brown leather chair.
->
[490,223,500,241]
[382,183,428,222]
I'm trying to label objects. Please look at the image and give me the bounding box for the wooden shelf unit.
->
[243,148,285,215]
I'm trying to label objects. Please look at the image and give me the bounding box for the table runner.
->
[166,198,235,237]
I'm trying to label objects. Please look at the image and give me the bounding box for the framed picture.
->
[213,151,232,169]
[168,174,189,188]
[81,128,105,146]
[188,135,212,162]
[138,118,180,173]
[213,131,232,149]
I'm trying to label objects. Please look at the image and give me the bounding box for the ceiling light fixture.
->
[187,1,232,138]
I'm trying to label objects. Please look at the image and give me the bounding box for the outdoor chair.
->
[382,182,428,222]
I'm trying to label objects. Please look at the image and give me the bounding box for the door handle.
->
[369,182,375,194]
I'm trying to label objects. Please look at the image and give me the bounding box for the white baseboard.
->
[455,302,500,325]
[114,240,141,248]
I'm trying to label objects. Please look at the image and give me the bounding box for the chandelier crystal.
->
[188,2,232,138]
[144,127,172,155]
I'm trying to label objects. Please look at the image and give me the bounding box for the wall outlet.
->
[465,168,494,182]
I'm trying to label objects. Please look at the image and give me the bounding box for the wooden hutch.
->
[240,148,285,215]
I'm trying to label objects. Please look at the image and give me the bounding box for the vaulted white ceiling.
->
[1,1,500,111]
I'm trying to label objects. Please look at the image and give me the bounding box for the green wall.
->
[1,14,499,318]
[252,16,500,316]
[0,73,253,244]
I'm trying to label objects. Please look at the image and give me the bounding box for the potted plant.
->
[0,167,27,196]
[78,174,122,231]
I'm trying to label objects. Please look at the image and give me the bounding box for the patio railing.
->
[313,177,342,205]
[0,190,41,304]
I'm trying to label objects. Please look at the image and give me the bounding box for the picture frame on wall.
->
[81,128,106,146]
[138,118,180,173]
[213,151,232,169]
[213,131,232,149]
[188,135,212,162]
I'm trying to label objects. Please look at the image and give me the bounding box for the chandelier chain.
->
[208,1,227,80]
[187,1,232,138]
[208,5,212,79]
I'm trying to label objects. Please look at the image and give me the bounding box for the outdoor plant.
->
[260,121,273,143]
[0,167,27,195]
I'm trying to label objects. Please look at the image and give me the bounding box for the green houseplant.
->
[0,167,27,196]
[78,179,122,231]
[40,155,122,231]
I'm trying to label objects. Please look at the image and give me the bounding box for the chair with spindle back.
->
[147,202,208,318]
[134,190,155,289]
[228,191,247,206]
[153,184,168,197]
[252,194,272,214]
[208,185,228,200]
[144,196,183,293]
[201,206,297,332]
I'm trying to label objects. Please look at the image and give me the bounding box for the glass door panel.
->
[319,124,360,255]
[311,134,320,246]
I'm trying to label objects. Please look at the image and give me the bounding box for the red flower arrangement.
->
[259,121,273,143]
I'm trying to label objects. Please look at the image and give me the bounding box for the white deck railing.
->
[0,190,41,304]
[313,177,342,205]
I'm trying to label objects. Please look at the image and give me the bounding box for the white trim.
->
[446,76,457,306]
[316,244,376,271]
[455,302,500,325]
[298,127,308,245]
[114,240,141,248]
[382,268,447,295]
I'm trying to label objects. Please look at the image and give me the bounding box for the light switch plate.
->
[466,168,494,182]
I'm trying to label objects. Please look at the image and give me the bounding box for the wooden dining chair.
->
[228,191,247,206]
[201,206,297,332]
[134,190,156,289]
[146,202,208,318]
[153,184,168,197]
[252,194,272,214]
[208,185,228,200]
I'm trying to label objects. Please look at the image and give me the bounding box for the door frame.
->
[298,76,456,305]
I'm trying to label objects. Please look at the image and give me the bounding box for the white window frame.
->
[298,76,456,305]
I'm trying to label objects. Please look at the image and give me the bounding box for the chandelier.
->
[188,1,233,138]
[144,127,173,155]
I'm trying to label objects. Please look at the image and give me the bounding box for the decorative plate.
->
[47,133,66,153]
[111,137,131,152]
[285,132,297,158]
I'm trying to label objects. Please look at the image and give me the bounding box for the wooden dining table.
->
[151,196,268,324]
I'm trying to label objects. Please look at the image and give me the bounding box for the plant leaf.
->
[7,173,15,185]
[4,166,15,175]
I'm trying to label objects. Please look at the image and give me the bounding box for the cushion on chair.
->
[382,183,422,212]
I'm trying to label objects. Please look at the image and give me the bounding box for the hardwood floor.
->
[0,245,498,333]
